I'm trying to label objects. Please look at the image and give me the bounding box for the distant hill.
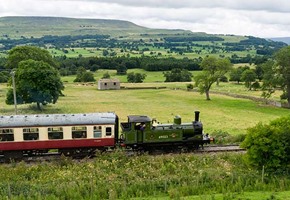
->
[0,16,287,60]
[269,37,290,45]
[0,16,191,38]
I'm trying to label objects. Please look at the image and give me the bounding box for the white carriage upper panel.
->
[0,112,117,128]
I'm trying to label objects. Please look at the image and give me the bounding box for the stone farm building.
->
[97,79,120,90]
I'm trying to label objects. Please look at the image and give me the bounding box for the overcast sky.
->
[1,0,290,38]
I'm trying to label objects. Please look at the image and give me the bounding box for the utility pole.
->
[11,70,17,115]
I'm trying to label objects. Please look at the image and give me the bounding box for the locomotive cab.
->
[120,115,152,148]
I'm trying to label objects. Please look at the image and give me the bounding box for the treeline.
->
[0,34,110,50]
[163,36,225,42]
[0,54,271,79]
[56,56,203,76]
[223,36,287,56]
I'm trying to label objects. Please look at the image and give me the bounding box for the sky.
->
[1,0,290,38]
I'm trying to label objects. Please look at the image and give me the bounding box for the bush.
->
[163,68,192,82]
[74,67,96,82]
[241,116,290,170]
[186,84,193,90]
[127,72,146,83]
[102,72,110,79]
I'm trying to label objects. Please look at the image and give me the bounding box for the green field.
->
[0,73,288,135]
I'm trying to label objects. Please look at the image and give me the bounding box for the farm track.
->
[0,145,245,164]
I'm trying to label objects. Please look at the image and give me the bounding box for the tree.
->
[74,67,95,82]
[241,116,290,170]
[127,72,146,83]
[273,46,290,106]
[229,67,243,84]
[260,46,290,106]
[6,46,57,69]
[163,68,192,82]
[0,71,10,83]
[116,64,127,75]
[195,56,232,100]
[241,69,256,90]
[6,60,64,110]
[102,72,110,79]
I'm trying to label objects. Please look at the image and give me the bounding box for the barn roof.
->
[0,112,117,128]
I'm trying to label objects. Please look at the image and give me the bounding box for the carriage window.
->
[0,129,14,141]
[93,126,102,138]
[23,128,39,140]
[106,127,112,136]
[48,127,63,139]
[72,126,87,138]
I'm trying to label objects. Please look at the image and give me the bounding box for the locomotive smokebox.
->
[194,111,200,122]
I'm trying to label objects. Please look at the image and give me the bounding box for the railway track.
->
[199,144,245,153]
[0,145,245,164]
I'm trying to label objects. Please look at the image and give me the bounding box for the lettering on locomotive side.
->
[158,135,169,139]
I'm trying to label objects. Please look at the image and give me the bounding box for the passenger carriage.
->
[0,112,119,159]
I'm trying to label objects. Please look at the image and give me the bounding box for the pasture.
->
[0,74,288,135]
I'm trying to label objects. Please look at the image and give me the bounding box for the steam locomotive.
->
[0,111,211,160]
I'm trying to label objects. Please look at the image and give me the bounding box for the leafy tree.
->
[6,60,64,110]
[241,69,256,90]
[251,81,260,91]
[90,64,100,72]
[163,68,192,82]
[229,67,243,84]
[261,46,290,106]
[127,72,146,83]
[254,64,264,81]
[102,72,110,79]
[0,71,10,83]
[275,46,290,105]
[241,116,290,170]
[6,46,57,69]
[195,56,232,100]
[74,67,95,82]
[116,64,127,75]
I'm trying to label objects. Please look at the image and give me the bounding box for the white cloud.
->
[1,0,290,38]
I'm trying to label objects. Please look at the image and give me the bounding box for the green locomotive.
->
[120,111,211,151]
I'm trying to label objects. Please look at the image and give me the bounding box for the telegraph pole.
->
[11,70,17,115]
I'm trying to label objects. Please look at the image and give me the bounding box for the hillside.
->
[0,16,191,38]
[0,16,287,60]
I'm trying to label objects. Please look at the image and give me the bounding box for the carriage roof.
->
[0,112,117,128]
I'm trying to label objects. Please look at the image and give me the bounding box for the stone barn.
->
[97,79,120,90]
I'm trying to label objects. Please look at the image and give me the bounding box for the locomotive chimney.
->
[194,111,200,122]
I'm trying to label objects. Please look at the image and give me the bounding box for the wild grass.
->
[0,152,289,199]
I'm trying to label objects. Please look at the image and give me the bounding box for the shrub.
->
[241,116,290,170]
[127,72,146,83]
